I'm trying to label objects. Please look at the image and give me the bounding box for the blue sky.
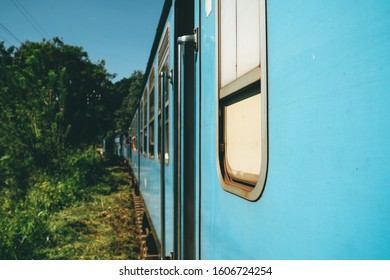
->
[0,0,165,81]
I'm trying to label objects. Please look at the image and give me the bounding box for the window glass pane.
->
[237,0,260,78]
[220,0,237,87]
[149,121,154,158]
[144,133,147,155]
[164,61,170,104]
[131,113,138,151]
[158,60,169,162]
[218,0,266,199]
[149,82,155,158]
[140,100,143,153]
[225,93,261,182]
[158,115,161,158]
[143,90,148,128]
[149,87,155,120]
[143,91,148,155]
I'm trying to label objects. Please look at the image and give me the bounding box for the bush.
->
[0,188,50,259]
[64,147,107,188]
[0,147,109,259]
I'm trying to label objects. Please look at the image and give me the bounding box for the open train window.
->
[218,0,268,201]
[158,26,170,165]
[130,112,138,151]
[149,69,155,159]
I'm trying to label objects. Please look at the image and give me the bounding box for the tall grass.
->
[0,147,110,259]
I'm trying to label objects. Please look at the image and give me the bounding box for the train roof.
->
[139,0,172,100]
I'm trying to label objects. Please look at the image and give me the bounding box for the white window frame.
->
[217,0,268,201]
[158,26,171,165]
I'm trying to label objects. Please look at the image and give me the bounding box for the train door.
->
[174,0,198,260]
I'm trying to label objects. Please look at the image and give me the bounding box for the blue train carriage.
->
[128,0,175,259]
[102,134,115,156]
[113,135,121,157]
[129,0,390,260]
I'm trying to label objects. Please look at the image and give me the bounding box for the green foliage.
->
[0,185,51,259]
[0,148,109,259]
[41,183,139,260]
[0,157,138,260]
[0,149,33,196]
[0,39,115,151]
[114,71,144,132]
[0,37,140,259]
[61,147,107,189]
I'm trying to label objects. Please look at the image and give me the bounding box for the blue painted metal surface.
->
[198,0,390,259]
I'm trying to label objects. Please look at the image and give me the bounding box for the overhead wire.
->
[0,21,22,44]
[0,33,13,45]
[11,0,49,39]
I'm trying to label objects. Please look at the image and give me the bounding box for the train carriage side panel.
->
[136,0,175,258]
[199,0,390,259]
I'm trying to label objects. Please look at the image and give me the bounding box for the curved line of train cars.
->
[106,0,390,259]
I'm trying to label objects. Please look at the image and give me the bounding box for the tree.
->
[0,38,118,190]
[114,71,144,133]
[1,38,116,149]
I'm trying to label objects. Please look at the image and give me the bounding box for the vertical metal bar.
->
[197,0,202,261]
[176,41,183,260]
[177,31,197,260]
[160,71,166,259]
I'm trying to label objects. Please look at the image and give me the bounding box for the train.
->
[107,0,390,259]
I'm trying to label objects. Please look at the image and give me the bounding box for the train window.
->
[158,26,170,164]
[136,112,139,151]
[143,88,148,156]
[131,112,138,151]
[140,98,144,154]
[218,0,268,201]
[149,69,155,159]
